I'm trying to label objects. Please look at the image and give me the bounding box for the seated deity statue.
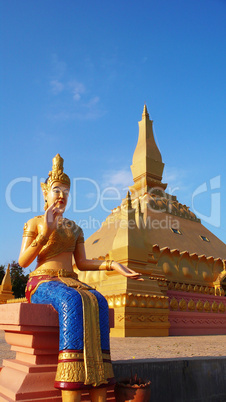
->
[19,154,142,402]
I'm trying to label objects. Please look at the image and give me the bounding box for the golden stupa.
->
[76,105,226,337]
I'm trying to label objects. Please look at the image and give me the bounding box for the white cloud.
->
[163,166,187,190]
[48,108,106,121]
[48,56,105,121]
[73,93,81,101]
[33,131,57,143]
[68,81,86,101]
[51,54,67,79]
[74,108,106,120]
[86,96,100,107]
[50,80,64,95]
[163,166,197,210]
[48,111,71,121]
[103,169,133,189]
[49,78,86,101]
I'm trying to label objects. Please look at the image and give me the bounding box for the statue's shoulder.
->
[32,215,44,224]
[72,221,83,234]
[23,215,43,232]
[74,223,85,244]
[73,221,82,231]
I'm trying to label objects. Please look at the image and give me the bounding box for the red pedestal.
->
[0,303,61,401]
[0,303,115,402]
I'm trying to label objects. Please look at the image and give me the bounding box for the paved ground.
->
[110,335,226,361]
[0,330,225,366]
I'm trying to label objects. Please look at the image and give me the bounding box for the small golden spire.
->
[142,104,149,119]
[138,199,142,214]
[0,264,12,292]
[125,191,132,209]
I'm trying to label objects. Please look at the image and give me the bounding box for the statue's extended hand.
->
[112,262,144,280]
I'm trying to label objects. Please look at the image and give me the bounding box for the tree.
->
[10,261,29,298]
[0,265,5,284]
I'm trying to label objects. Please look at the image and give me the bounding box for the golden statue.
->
[19,154,141,402]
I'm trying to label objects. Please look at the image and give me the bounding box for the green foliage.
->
[10,261,29,298]
[0,265,5,284]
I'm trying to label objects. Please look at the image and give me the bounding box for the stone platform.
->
[1,330,226,402]
[0,303,226,402]
[2,330,226,365]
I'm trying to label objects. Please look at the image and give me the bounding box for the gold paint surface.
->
[55,361,113,385]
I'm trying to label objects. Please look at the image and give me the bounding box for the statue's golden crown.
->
[41,154,70,193]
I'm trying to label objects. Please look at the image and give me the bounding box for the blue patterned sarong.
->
[26,276,114,390]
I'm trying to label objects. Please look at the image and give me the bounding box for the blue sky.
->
[1,0,225,272]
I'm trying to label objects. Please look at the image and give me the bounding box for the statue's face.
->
[46,181,70,213]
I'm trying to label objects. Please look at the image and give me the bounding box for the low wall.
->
[168,290,226,335]
[113,357,226,402]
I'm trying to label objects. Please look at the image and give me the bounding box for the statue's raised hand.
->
[43,201,63,237]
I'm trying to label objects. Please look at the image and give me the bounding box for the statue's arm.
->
[73,242,108,271]
[18,218,44,268]
[18,202,64,268]
[74,243,143,279]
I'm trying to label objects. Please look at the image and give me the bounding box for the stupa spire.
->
[130,104,167,196]
[142,104,149,119]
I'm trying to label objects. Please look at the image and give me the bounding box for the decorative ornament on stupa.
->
[130,104,167,196]
[0,264,15,303]
[109,191,148,266]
